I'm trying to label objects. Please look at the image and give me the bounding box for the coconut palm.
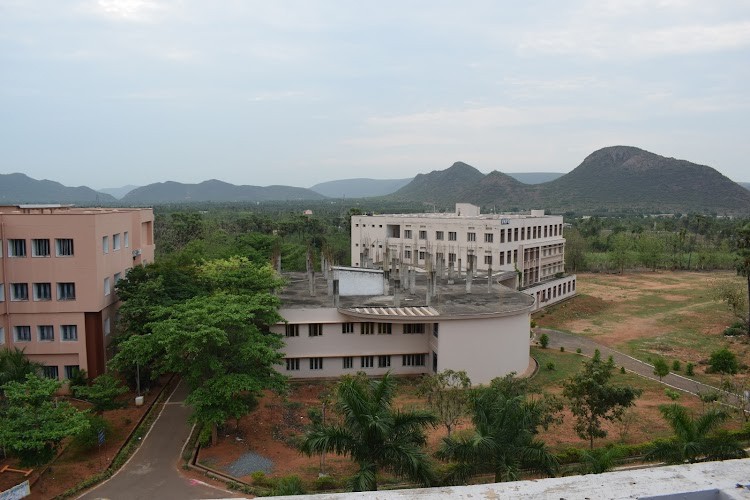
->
[437,378,559,484]
[647,404,747,464]
[300,372,438,491]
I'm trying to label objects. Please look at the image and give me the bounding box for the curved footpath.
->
[79,379,242,500]
[536,328,745,408]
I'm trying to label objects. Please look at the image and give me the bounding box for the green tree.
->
[417,369,471,436]
[563,350,642,449]
[647,404,747,464]
[564,227,587,272]
[710,278,748,327]
[653,358,670,381]
[708,348,739,375]
[0,374,90,465]
[300,372,437,491]
[735,223,750,336]
[637,234,663,271]
[437,375,560,483]
[0,348,42,395]
[609,233,632,274]
[73,373,128,412]
[111,258,287,444]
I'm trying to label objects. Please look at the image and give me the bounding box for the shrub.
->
[539,333,549,348]
[530,320,537,328]
[664,388,680,401]
[560,346,565,352]
[707,348,739,375]
[686,363,695,376]
[672,360,681,372]
[546,362,556,371]
[67,368,88,388]
[620,366,626,374]
[273,475,305,495]
[250,471,275,488]
[576,348,582,354]
[314,475,338,491]
[72,414,112,451]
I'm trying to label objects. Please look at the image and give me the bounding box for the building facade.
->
[0,205,155,381]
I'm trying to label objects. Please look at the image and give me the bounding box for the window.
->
[57,282,76,300]
[113,233,121,250]
[500,229,505,243]
[404,249,412,259]
[33,283,52,301]
[403,323,426,334]
[361,356,374,368]
[342,322,354,334]
[104,317,111,336]
[11,283,28,301]
[433,324,439,337]
[0,327,4,345]
[32,239,50,257]
[102,235,109,254]
[404,229,412,239]
[448,252,456,264]
[484,233,494,243]
[124,231,129,248]
[484,255,493,265]
[8,239,26,257]
[104,277,111,296]
[377,323,392,334]
[286,358,300,371]
[310,357,323,370]
[114,272,122,284]
[65,365,80,379]
[41,366,59,380]
[419,230,427,240]
[61,325,78,341]
[418,251,425,260]
[15,326,31,342]
[378,355,391,368]
[55,238,74,256]
[38,325,54,341]
[435,231,444,240]
[343,357,353,369]
[309,323,322,337]
[361,322,375,335]
[467,232,476,242]
[403,354,426,366]
[0,284,3,302]
[448,231,457,241]
[285,324,299,337]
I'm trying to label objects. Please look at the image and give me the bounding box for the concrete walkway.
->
[79,380,241,500]
[536,328,737,401]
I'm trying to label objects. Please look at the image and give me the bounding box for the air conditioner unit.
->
[132,249,141,257]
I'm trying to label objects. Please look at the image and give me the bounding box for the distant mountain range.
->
[309,172,563,198]
[98,185,140,199]
[740,182,750,191]
[0,173,116,204]
[1,146,747,212]
[120,179,325,204]
[387,146,750,214]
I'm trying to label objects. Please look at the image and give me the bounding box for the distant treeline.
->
[564,214,750,273]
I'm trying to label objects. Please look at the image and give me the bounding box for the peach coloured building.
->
[0,205,155,381]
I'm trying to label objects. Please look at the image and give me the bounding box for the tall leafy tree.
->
[417,369,471,436]
[647,404,747,464]
[437,375,560,484]
[563,350,642,449]
[111,257,287,443]
[301,372,437,491]
[0,374,90,465]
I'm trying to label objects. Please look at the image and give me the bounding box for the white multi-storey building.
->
[271,204,576,384]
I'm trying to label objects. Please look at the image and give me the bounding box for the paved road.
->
[536,328,740,402]
[80,380,240,500]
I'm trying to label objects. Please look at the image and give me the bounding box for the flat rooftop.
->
[277,270,535,318]
[0,205,151,215]
[356,212,555,221]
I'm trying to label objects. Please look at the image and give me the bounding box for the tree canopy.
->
[301,372,438,491]
[563,350,642,449]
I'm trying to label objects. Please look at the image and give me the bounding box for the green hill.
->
[121,179,326,204]
[0,173,117,204]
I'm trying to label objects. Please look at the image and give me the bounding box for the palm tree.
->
[300,372,438,491]
[0,348,42,395]
[647,404,747,464]
[437,378,559,484]
[577,446,624,474]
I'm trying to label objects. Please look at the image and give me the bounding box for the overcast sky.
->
[2,1,749,189]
